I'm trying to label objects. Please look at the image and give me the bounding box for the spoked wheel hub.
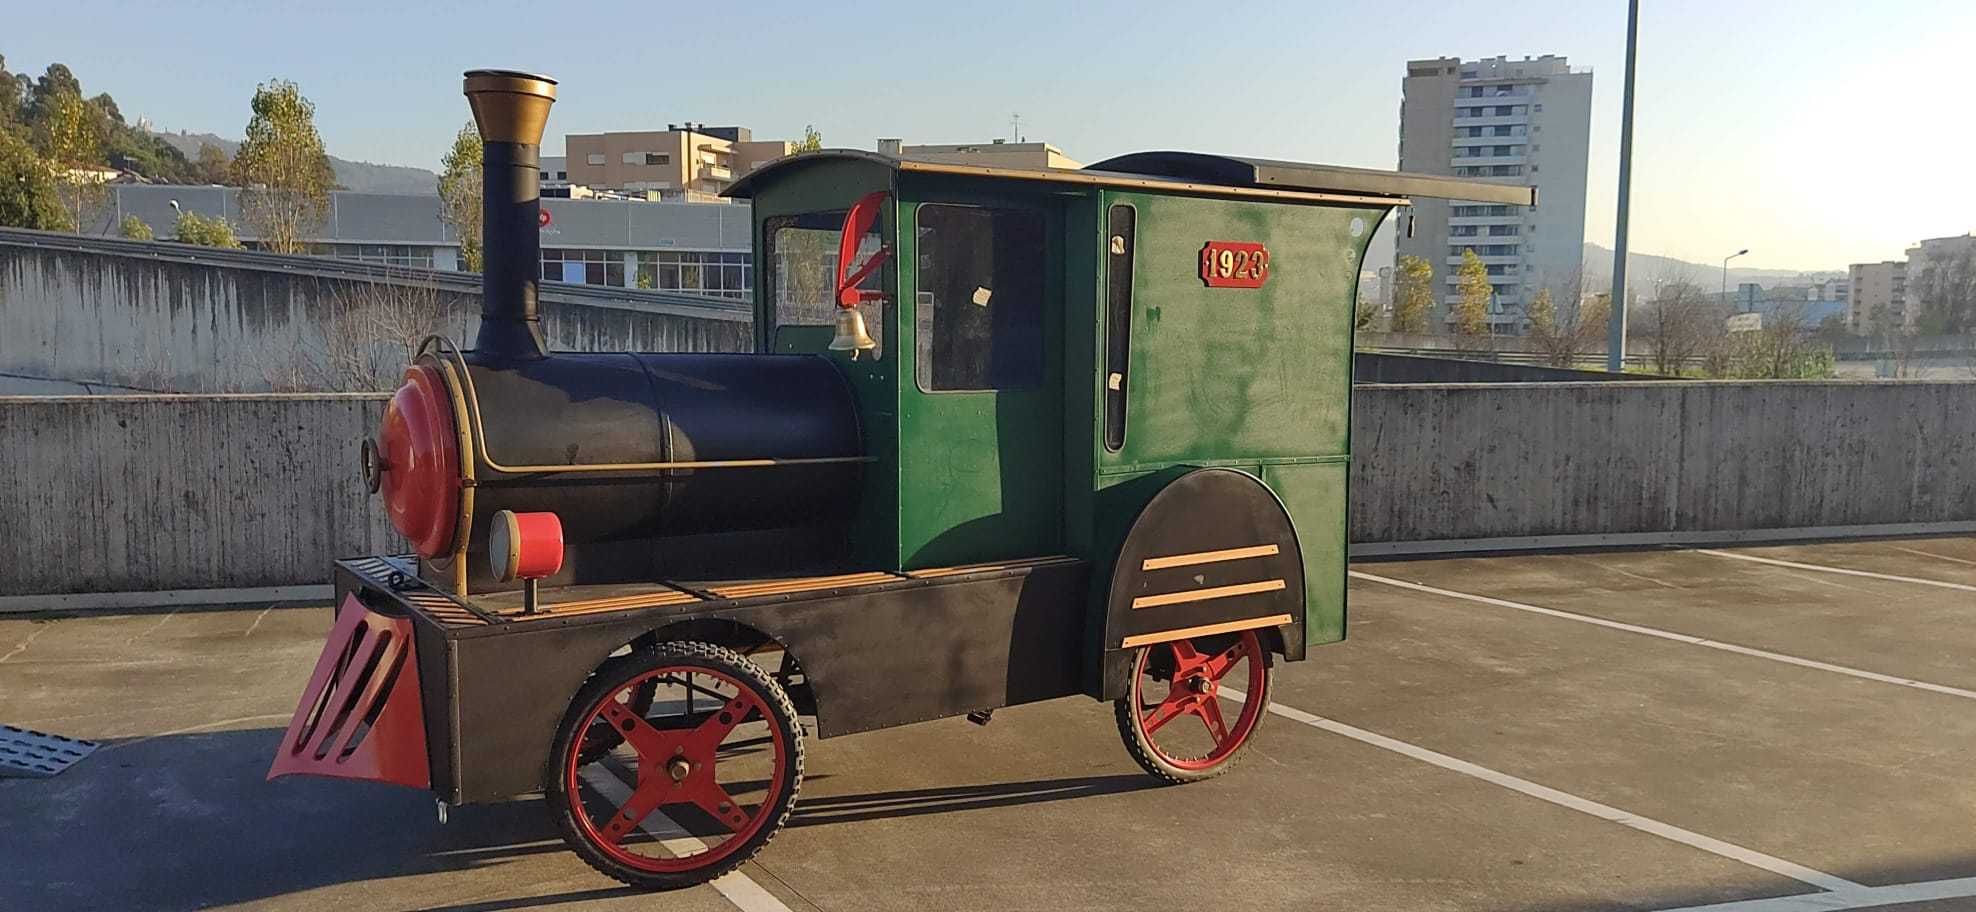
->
[1115,630,1272,783]
[548,642,804,891]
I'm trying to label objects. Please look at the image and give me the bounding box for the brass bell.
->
[828,307,877,357]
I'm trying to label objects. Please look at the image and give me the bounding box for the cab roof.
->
[723,149,1537,208]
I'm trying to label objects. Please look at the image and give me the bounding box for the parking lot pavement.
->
[3,536,1973,912]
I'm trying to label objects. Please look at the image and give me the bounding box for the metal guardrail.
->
[0,226,752,324]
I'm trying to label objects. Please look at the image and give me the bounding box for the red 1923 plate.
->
[1199,241,1270,288]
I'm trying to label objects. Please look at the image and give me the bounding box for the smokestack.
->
[463,70,557,359]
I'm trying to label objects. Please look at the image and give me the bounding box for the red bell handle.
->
[835,190,891,309]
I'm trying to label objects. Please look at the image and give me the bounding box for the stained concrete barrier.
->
[0,228,749,394]
[3,381,1973,607]
[1350,380,1976,553]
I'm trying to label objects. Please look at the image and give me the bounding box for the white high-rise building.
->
[1397,55,1593,333]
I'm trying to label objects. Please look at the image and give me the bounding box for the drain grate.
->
[0,724,99,778]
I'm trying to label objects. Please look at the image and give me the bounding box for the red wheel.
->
[548,642,803,890]
[1114,630,1271,783]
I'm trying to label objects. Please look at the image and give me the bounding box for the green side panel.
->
[1262,460,1349,646]
[892,177,1070,569]
[749,160,899,569]
[1098,192,1383,473]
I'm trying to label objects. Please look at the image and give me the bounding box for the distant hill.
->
[150,130,440,196]
[1582,242,1843,288]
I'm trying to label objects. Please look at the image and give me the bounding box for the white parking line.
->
[1350,571,1976,702]
[1238,692,1862,893]
[1646,875,1976,912]
[580,767,794,912]
[1697,549,1976,593]
[1889,545,1976,568]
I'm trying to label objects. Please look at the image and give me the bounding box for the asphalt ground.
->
[4,536,1975,912]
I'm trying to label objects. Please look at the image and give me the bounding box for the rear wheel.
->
[1114,630,1271,783]
[548,641,803,891]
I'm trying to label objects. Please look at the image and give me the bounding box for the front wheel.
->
[1114,630,1272,783]
[548,641,803,891]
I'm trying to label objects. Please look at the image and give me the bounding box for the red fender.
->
[268,595,430,789]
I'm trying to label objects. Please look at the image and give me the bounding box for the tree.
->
[1913,246,1976,337]
[437,123,482,271]
[1451,248,1491,342]
[34,89,107,232]
[194,142,232,184]
[794,125,823,153]
[0,55,22,136]
[118,214,153,240]
[1720,303,1833,379]
[1391,254,1434,334]
[1524,280,1610,368]
[0,130,67,230]
[1354,289,1381,331]
[1636,274,1719,375]
[173,210,242,248]
[25,64,83,124]
[232,80,333,253]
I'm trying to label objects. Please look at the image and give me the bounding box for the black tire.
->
[1113,630,1273,784]
[547,641,804,891]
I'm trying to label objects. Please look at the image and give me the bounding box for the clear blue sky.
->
[10,0,1971,270]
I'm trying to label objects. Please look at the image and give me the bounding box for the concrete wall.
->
[4,381,1971,604]
[1354,352,1646,383]
[0,229,750,393]
[1350,380,1976,550]
[0,394,395,598]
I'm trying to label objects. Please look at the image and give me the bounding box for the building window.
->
[914,204,1046,392]
[1534,103,1543,112]
[556,171,567,180]
[1489,225,1520,236]
[644,153,669,166]
[621,152,641,165]
[541,248,624,287]
[586,153,606,165]
[329,243,433,268]
[634,250,752,300]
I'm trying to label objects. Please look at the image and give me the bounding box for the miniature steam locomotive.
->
[269,69,1534,890]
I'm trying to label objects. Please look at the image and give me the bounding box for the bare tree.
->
[1635,271,1719,376]
[257,280,461,391]
[1867,302,1925,379]
[1525,271,1609,368]
[1719,301,1835,379]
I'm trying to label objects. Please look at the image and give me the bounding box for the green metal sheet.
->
[1097,192,1382,473]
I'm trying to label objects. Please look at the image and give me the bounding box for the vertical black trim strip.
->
[1103,205,1136,452]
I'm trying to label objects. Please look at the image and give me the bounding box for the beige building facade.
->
[881,139,1081,170]
[562,126,793,201]
[1847,260,1908,332]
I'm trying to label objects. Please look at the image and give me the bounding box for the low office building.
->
[879,138,1081,169]
[562,125,793,201]
[103,184,753,299]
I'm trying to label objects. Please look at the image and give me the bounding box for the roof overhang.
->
[725,149,1536,209]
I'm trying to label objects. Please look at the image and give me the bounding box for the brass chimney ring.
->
[463,70,557,146]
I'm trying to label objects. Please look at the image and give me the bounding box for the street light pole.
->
[1721,248,1749,311]
[1606,0,1640,373]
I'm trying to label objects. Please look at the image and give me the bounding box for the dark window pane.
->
[914,204,1044,392]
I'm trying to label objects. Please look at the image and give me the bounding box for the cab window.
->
[764,210,885,357]
[913,204,1044,392]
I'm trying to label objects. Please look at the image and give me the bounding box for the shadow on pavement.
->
[789,773,1158,828]
[0,727,561,911]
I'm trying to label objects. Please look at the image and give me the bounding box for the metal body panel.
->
[338,555,1088,804]
[892,179,1071,568]
[1095,191,1378,471]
